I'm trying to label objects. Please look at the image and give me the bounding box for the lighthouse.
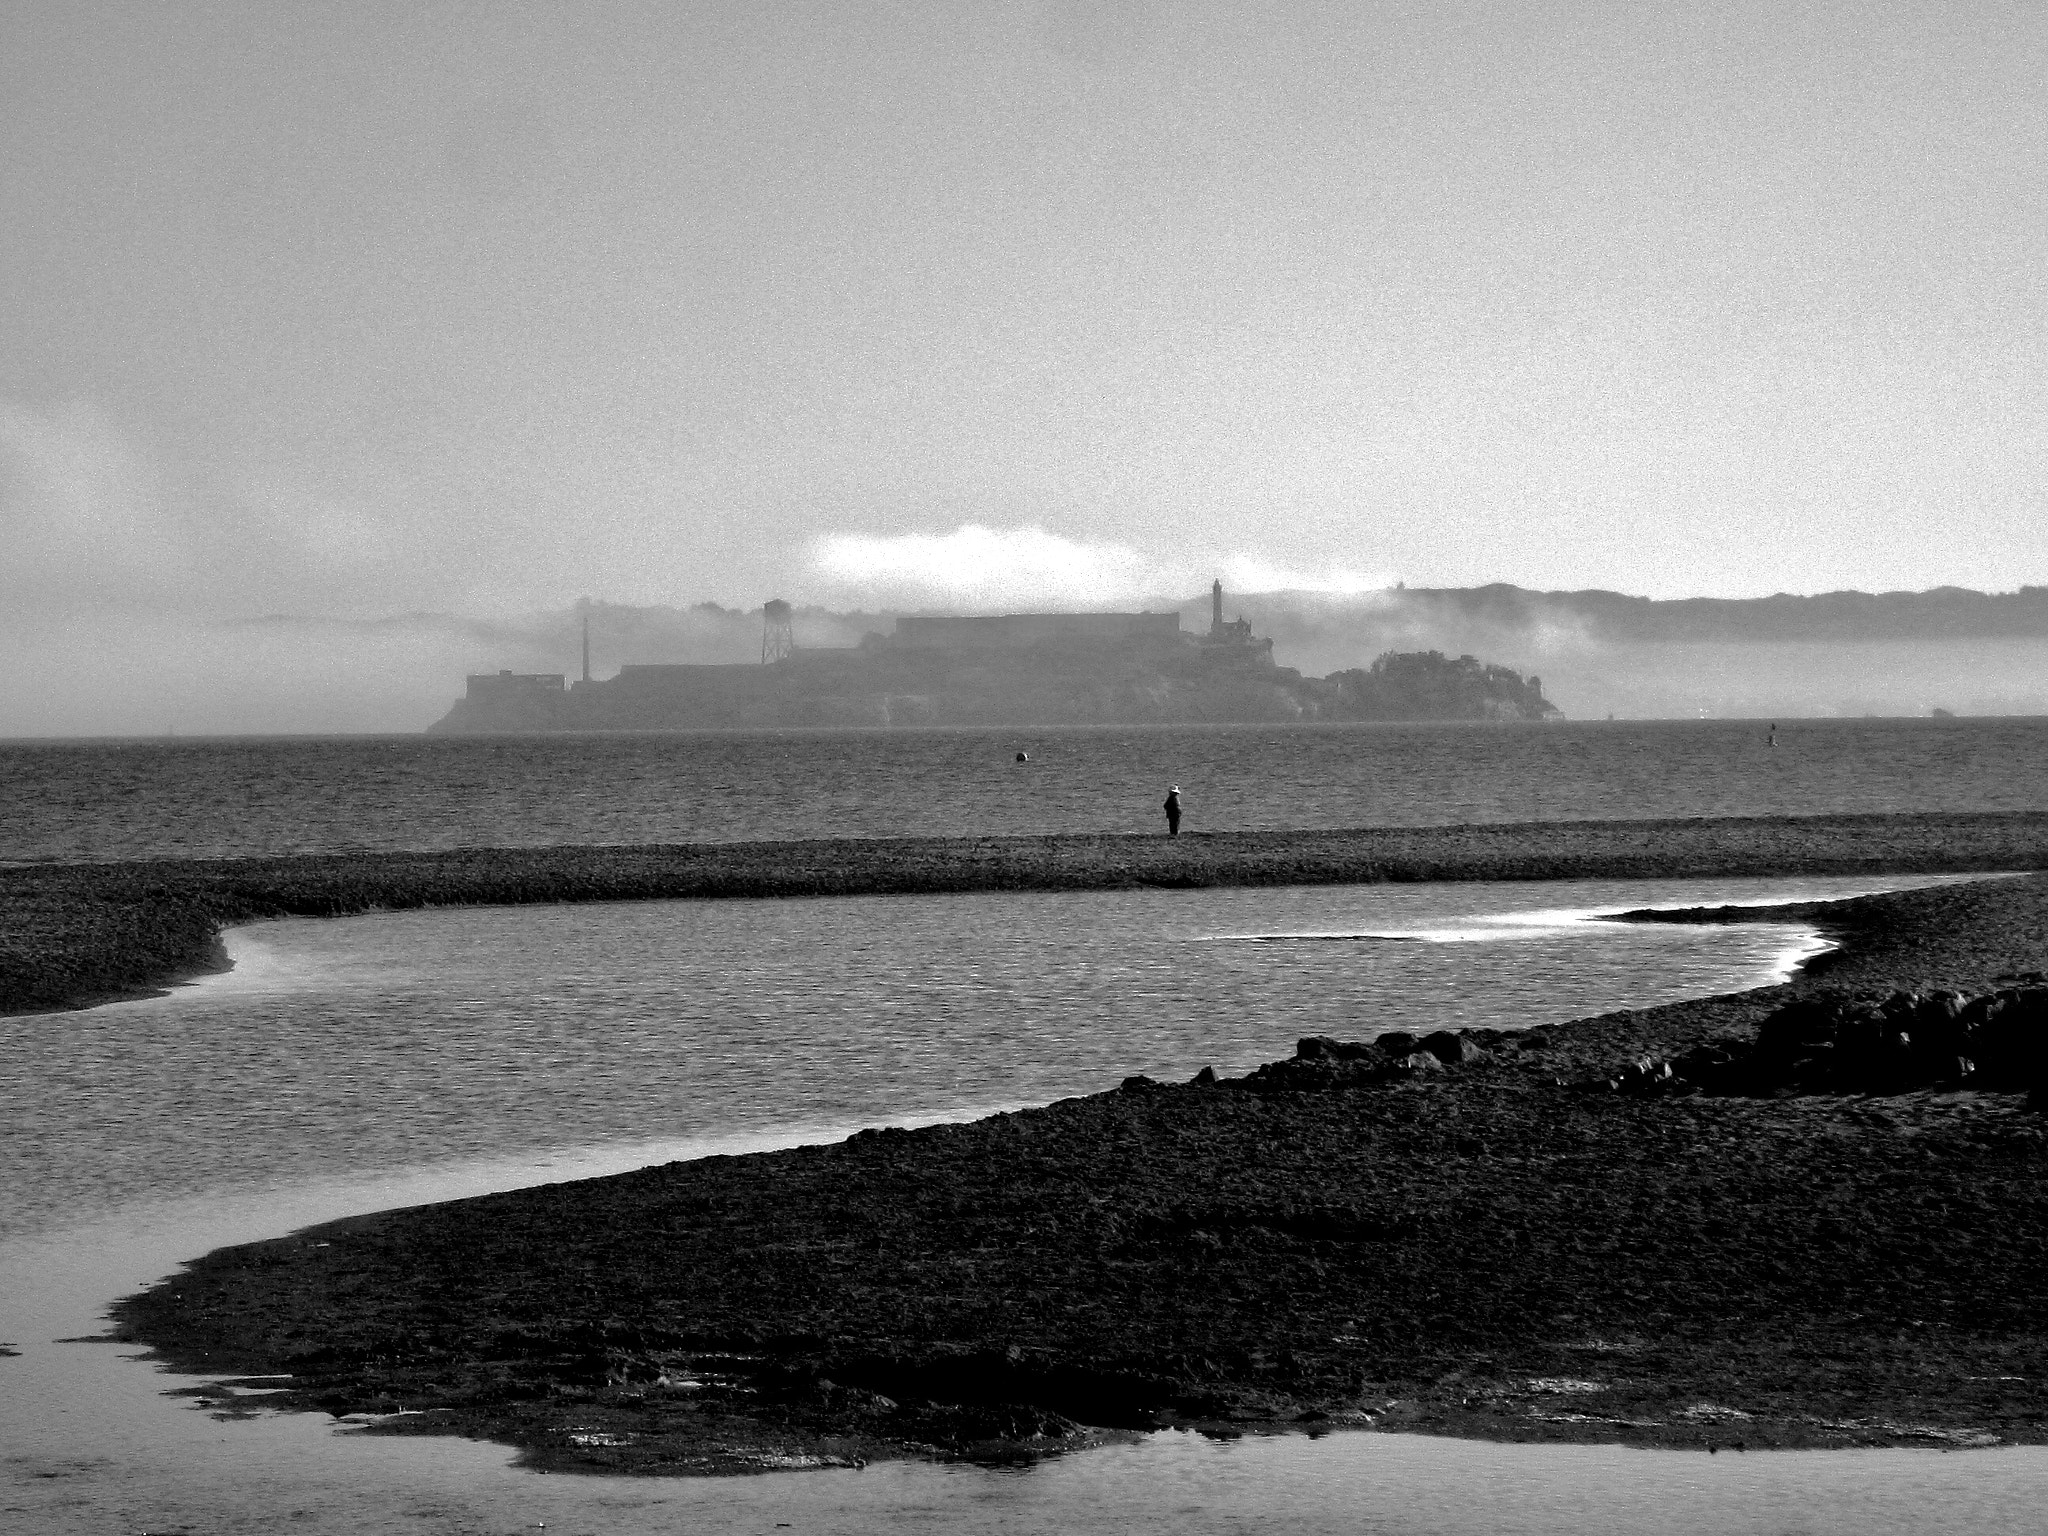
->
[1203,579,1264,655]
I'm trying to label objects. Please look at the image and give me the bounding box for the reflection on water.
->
[0,872,2029,1534]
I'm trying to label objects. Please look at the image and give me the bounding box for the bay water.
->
[6,716,2048,864]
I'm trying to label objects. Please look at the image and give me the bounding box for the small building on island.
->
[462,670,566,702]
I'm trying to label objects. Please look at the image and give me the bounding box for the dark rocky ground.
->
[10,810,2048,1015]
[108,867,2048,1474]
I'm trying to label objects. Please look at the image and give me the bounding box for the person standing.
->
[1163,784,1183,836]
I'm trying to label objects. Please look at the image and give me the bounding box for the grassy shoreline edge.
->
[10,810,2048,1017]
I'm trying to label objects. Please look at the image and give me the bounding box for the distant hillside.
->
[1190,584,2048,670]
[1239,584,2048,645]
[1176,585,2048,719]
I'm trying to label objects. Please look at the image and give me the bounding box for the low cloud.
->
[0,399,196,610]
[0,396,504,622]
[807,523,1393,610]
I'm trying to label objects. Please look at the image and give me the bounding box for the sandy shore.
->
[9,810,2048,1015]
[86,822,2048,1473]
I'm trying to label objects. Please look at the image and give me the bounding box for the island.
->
[428,584,1561,732]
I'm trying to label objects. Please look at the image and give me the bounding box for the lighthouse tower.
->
[1203,578,1262,653]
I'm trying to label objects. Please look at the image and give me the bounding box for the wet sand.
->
[92,830,2048,1474]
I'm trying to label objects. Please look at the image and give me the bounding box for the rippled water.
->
[6,716,2047,863]
[0,873,1956,1241]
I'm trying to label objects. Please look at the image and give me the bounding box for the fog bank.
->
[9,586,2048,737]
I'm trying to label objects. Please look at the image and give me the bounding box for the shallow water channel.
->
[4,872,2043,1533]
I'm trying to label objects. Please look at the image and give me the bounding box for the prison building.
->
[892,612,1183,649]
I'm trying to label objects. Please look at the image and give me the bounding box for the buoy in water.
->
[1015,751,1029,762]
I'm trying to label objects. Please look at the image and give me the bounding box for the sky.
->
[4,2,2047,730]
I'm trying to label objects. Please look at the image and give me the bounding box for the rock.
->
[1190,1066,1218,1086]
[1665,986,2048,1098]
[1120,1075,1163,1095]
[1296,1036,1381,1063]
[1393,1052,1442,1074]
[1970,987,2048,1089]
[1374,1032,1418,1056]
[1601,1055,1688,1097]
[1238,1038,1409,1093]
[1418,1030,1486,1066]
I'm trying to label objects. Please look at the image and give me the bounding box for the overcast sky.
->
[5,0,2046,636]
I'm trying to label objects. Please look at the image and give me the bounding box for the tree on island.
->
[1319,650,1559,722]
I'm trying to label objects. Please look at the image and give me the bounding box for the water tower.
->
[762,597,794,664]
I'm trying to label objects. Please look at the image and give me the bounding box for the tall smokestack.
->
[581,605,591,684]
[1211,578,1223,634]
